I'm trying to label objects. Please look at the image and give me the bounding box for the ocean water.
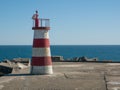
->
[0,45,120,62]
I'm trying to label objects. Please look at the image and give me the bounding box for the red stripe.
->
[31,57,52,66]
[33,39,50,47]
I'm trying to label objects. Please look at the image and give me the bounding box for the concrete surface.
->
[0,62,120,90]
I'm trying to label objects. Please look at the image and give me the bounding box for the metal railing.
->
[33,18,50,27]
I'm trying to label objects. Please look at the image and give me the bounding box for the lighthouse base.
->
[30,65,53,75]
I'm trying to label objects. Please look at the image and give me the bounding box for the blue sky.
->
[0,0,120,45]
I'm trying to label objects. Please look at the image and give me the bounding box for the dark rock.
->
[0,65,13,76]
[80,56,87,62]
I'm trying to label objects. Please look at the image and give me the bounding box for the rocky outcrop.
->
[12,58,30,64]
[71,56,98,62]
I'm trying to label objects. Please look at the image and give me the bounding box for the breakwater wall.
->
[1,56,119,63]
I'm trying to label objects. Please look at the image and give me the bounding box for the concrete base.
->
[1,62,120,90]
[30,65,53,75]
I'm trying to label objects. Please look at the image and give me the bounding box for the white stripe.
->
[34,30,49,39]
[30,65,53,75]
[32,48,51,57]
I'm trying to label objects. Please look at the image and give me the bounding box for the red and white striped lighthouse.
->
[30,11,53,75]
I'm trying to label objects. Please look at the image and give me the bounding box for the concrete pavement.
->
[0,62,120,90]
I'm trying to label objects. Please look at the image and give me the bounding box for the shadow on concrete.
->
[4,73,32,76]
[4,73,48,77]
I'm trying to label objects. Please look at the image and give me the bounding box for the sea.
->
[0,45,120,62]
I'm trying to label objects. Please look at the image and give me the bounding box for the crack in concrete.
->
[104,73,108,90]
[63,73,69,79]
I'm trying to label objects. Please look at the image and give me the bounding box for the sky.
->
[0,0,120,45]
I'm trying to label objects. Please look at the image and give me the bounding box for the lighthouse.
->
[30,11,53,75]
